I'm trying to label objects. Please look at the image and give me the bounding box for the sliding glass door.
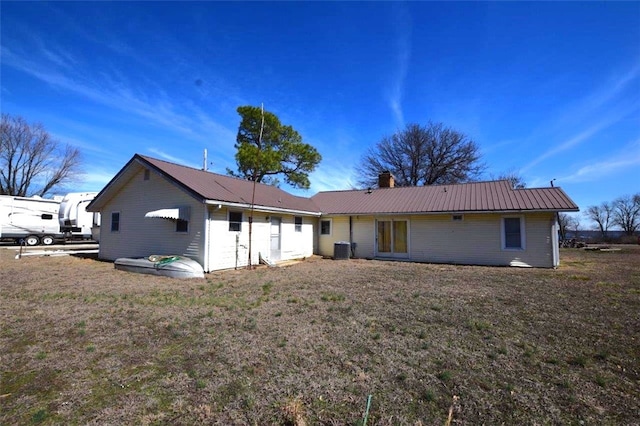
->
[376,219,409,257]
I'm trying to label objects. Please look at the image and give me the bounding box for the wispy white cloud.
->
[1,43,237,148]
[558,139,640,184]
[481,138,519,155]
[191,107,237,151]
[147,148,201,169]
[81,170,119,187]
[47,168,120,195]
[521,62,640,172]
[521,119,615,172]
[306,164,358,195]
[40,45,78,70]
[386,4,412,128]
[581,62,640,111]
[49,132,113,157]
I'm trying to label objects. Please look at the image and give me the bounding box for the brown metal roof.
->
[311,180,579,215]
[88,154,579,216]
[88,154,321,214]
[141,155,322,214]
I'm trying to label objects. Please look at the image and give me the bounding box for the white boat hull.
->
[114,255,204,279]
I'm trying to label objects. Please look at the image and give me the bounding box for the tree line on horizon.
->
[585,195,640,237]
[557,193,640,241]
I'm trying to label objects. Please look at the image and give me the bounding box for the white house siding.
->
[207,208,315,271]
[321,212,556,267]
[98,168,205,265]
[351,215,375,258]
[317,216,350,257]
[280,215,315,260]
[315,215,375,259]
[207,207,260,271]
[407,212,556,267]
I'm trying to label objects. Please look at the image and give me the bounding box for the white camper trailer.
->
[58,192,100,240]
[0,195,62,245]
[0,192,100,246]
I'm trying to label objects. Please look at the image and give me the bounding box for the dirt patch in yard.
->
[1,247,639,424]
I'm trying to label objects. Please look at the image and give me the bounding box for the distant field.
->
[1,246,638,424]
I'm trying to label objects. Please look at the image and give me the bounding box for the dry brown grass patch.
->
[1,245,638,424]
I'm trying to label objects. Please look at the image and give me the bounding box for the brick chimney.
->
[378,171,395,188]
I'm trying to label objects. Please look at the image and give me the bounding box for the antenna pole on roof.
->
[247,103,265,269]
[203,149,208,171]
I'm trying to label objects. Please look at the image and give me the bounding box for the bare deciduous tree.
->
[612,194,640,236]
[558,212,580,241]
[492,169,526,189]
[585,202,613,240]
[568,215,581,237]
[0,114,81,197]
[357,122,484,188]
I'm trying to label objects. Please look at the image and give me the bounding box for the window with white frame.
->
[294,216,302,232]
[502,216,525,250]
[229,211,242,232]
[320,219,331,235]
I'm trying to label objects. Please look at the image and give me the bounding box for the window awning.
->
[145,207,190,220]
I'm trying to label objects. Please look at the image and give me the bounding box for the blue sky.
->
[2,2,639,225]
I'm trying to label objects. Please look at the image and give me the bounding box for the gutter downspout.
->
[349,216,354,258]
[203,206,210,273]
[553,212,561,267]
[314,217,319,256]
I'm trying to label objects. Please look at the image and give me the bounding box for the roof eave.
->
[320,207,580,216]
[205,200,322,216]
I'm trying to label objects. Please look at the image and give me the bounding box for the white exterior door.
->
[552,216,560,267]
[270,217,281,261]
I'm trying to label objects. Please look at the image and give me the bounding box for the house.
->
[311,172,579,268]
[87,155,579,271]
[86,154,321,272]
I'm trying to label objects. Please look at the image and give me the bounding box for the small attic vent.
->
[143,169,150,180]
